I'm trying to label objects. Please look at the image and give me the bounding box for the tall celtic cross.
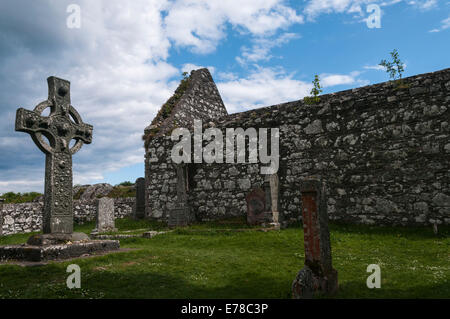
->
[15,77,93,234]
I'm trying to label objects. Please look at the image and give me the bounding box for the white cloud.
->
[0,180,44,194]
[407,0,437,10]
[217,72,239,81]
[304,0,363,19]
[217,67,312,113]
[320,71,369,87]
[364,64,386,70]
[163,0,303,53]
[237,33,300,65]
[380,0,403,5]
[429,15,450,32]
[321,74,356,87]
[303,0,438,20]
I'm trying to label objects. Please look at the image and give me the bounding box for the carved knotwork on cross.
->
[15,76,93,234]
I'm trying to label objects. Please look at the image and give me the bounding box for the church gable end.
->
[143,68,227,149]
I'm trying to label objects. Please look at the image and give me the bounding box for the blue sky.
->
[0,0,449,193]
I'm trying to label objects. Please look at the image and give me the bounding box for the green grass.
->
[0,219,448,299]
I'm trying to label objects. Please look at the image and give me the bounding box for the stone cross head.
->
[15,76,93,155]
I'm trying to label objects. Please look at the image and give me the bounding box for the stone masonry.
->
[144,68,450,226]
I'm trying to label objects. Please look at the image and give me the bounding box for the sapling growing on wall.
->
[379,49,407,87]
[304,74,323,104]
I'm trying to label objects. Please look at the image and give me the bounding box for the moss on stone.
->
[73,188,86,200]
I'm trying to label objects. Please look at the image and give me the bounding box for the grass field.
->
[0,218,448,299]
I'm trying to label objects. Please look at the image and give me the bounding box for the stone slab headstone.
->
[92,197,117,234]
[246,188,271,225]
[292,179,338,298]
[168,165,193,227]
[15,76,93,237]
[133,177,146,219]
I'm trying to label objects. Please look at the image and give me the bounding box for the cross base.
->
[292,265,338,299]
[0,240,120,262]
[26,232,90,246]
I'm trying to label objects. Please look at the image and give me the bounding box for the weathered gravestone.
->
[92,197,117,234]
[246,188,272,225]
[0,77,119,262]
[133,177,146,219]
[292,178,338,298]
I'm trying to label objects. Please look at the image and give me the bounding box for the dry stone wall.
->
[145,68,450,226]
[0,198,134,236]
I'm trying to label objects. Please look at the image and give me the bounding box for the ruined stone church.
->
[143,68,450,227]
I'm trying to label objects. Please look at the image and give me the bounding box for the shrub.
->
[304,75,323,105]
[379,49,408,89]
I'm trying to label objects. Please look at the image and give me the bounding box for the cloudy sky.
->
[0,0,449,194]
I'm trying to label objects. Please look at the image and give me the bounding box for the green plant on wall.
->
[0,192,42,203]
[304,74,323,105]
[142,72,191,148]
[379,49,407,88]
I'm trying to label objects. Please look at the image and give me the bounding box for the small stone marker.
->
[246,188,270,225]
[133,177,146,219]
[92,197,117,234]
[292,179,338,298]
[269,174,280,227]
[0,200,4,236]
[15,76,93,235]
